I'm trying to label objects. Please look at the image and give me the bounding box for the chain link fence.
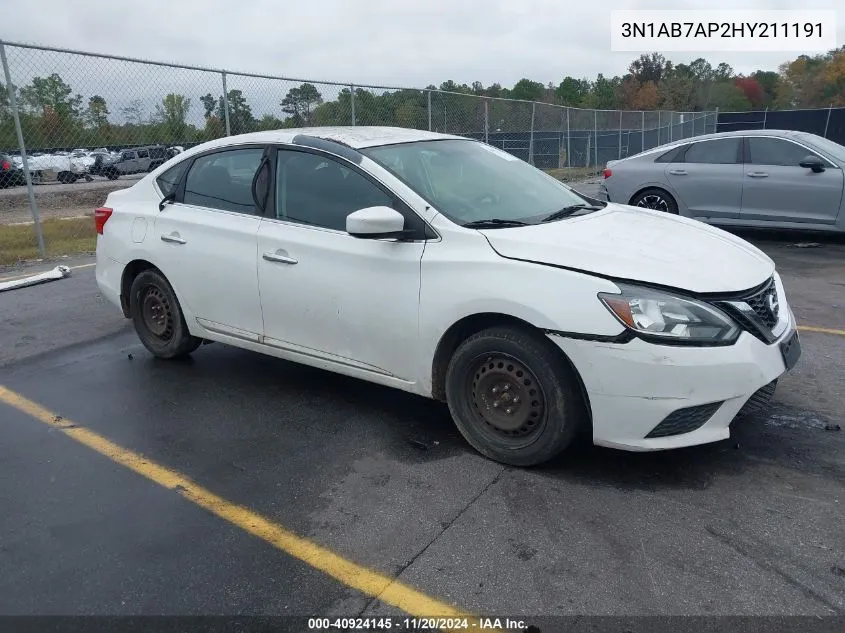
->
[0,41,716,262]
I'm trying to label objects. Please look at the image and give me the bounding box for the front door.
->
[153,145,267,340]
[740,136,844,225]
[664,136,744,219]
[257,148,427,381]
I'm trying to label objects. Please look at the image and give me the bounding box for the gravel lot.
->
[1,195,843,628]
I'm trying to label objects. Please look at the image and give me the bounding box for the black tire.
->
[129,269,202,359]
[106,168,119,180]
[444,326,588,467]
[630,187,678,214]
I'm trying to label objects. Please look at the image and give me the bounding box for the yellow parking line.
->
[797,325,845,337]
[0,385,493,631]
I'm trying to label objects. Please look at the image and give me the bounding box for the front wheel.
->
[630,188,678,214]
[129,269,202,359]
[444,326,588,467]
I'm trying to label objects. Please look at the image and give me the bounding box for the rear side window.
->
[183,148,265,214]
[137,149,149,159]
[654,145,687,163]
[681,138,740,164]
[156,159,190,197]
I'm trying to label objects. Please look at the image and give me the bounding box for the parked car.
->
[100,145,170,179]
[1,152,27,188]
[600,129,845,233]
[95,127,801,467]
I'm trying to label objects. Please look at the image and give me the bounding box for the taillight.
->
[95,207,113,235]
[603,168,612,179]
[1,161,10,171]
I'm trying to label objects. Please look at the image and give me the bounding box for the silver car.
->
[600,129,845,233]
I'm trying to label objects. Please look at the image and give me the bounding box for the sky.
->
[1,0,842,129]
[4,0,843,89]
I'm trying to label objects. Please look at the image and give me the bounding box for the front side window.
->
[681,139,741,164]
[183,147,265,214]
[275,150,394,231]
[747,137,825,167]
[361,139,592,225]
[137,149,149,159]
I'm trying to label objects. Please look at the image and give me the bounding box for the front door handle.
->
[668,169,687,175]
[747,171,769,178]
[263,251,298,265]
[160,234,186,244]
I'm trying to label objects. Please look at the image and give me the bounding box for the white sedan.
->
[95,127,802,466]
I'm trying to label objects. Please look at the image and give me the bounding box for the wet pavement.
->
[1,217,844,621]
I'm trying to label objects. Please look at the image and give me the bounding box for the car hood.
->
[480,203,775,293]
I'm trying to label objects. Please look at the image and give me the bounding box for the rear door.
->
[152,145,268,341]
[739,136,844,225]
[663,137,743,219]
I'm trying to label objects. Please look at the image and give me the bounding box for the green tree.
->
[555,77,589,106]
[710,82,751,110]
[628,52,670,84]
[751,71,780,107]
[19,73,82,121]
[86,95,110,128]
[281,83,323,126]
[200,93,217,119]
[510,78,545,101]
[155,93,192,142]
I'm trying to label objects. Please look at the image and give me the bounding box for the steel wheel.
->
[140,285,175,342]
[636,193,669,212]
[467,352,547,449]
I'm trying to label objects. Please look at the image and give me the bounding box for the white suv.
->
[95,127,801,466]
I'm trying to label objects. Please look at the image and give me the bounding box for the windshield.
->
[361,139,596,225]
[798,133,845,164]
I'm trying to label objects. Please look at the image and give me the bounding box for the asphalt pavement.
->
[1,201,844,625]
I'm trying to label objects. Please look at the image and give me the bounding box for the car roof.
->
[190,126,465,152]
[612,128,819,163]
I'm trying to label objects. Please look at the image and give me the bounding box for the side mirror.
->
[799,155,825,172]
[346,206,410,240]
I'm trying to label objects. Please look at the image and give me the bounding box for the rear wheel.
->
[129,269,202,359]
[444,326,588,467]
[630,187,678,214]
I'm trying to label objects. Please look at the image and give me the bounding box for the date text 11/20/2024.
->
[307,617,529,631]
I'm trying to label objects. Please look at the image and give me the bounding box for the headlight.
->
[598,284,740,344]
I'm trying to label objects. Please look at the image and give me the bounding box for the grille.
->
[645,401,724,438]
[742,277,779,329]
[735,380,778,420]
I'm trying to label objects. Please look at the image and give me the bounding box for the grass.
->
[0,217,96,266]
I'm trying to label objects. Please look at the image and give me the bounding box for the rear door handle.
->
[668,169,687,175]
[263,251,298,265]
[747,171,769,178]
[160,234,186,244]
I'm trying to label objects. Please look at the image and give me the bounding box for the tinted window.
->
[682,139,740,164]
[122,152,136,160]
[156,159,190,197]
[747,137,823,167]
[276,150,393,231]
[183,148,264,214]
[655,145,687,162]
[137,149,149,158]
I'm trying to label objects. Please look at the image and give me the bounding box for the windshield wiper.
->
[462,218,530,229]
[541,204,604,223]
